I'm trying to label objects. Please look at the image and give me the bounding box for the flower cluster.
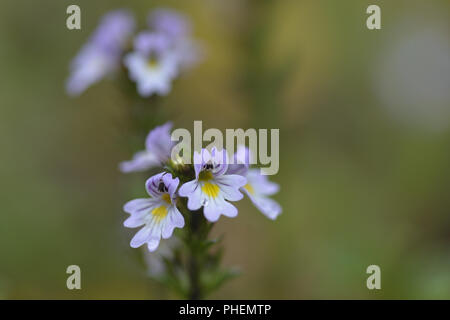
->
[67,7,282,297]
[122,123,282,252]
[66,8,200,97]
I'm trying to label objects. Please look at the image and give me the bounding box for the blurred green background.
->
[0,0,449,299]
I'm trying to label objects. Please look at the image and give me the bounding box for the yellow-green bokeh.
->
[0,0,449,299]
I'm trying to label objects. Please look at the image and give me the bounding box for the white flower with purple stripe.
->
[120,122,174,173]
[123,172,184,252]
[228,146,282,220]
[178,148,247,222]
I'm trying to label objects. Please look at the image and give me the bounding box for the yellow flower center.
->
[198,170,214,181]
[151,205,168,221]
[243,183,254,195]
[161,193,171,204]
[147,58,158,69]
[201,182,220,199]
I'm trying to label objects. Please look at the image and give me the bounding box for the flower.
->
[124,31,179,97]
[228,146,282,220]
[178,148,247,222]
[148,9,191,39]
[66,10,135,96]
[120,122,173,173]
[147,8,202,72]
[241,169,282,220]
[123,172,184,252]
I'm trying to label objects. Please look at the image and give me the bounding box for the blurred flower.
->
[120,122,173,173]
[67,8,201,98]
[149,9,202,72]
[124,32,179,96]
[124,7,202,97]
[178,148,247,222]
[147,9,202,70]
[148,8,191,39]
[228,146,282,220]
[66,10,135,95]
[123,172,184,252]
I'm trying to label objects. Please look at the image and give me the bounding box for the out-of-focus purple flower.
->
[89,10,136,53]
[148,9,191,39]
[66,10,135,96]
[123,8,201,97]
[120,122,174,173]
[149,8,202,70]
[123,172,184,252]
[178,148,247,222]
[66,45,119,96]
[228,146,282,220]
[124,32,179,97]
[133,32,171,55]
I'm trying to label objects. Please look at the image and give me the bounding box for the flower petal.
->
[227,146,252,175]
[145,172,165,197]
[145,122,173,158]
[162,173,179,199]
[215,174,247,191]
[210,147,228,176]
[130,226,152,248]
[179,180,203,210]
[203,197,238,222]
[148,9,191,39]
[123,198,154,214]
[124,210,149,228]
[220,199,238,218]
[147,238,161,252]
[145,172,179,199]
[245,192,282,220]
[178,179,197,196]
[247,169,279,196]
[161,206,185,239]
[119,150,159,173]
[193,149,210,178]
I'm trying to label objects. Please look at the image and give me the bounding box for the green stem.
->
[186,210,206,299]
[187,211,199,299]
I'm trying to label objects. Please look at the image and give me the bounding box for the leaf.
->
[202,267,241,296]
